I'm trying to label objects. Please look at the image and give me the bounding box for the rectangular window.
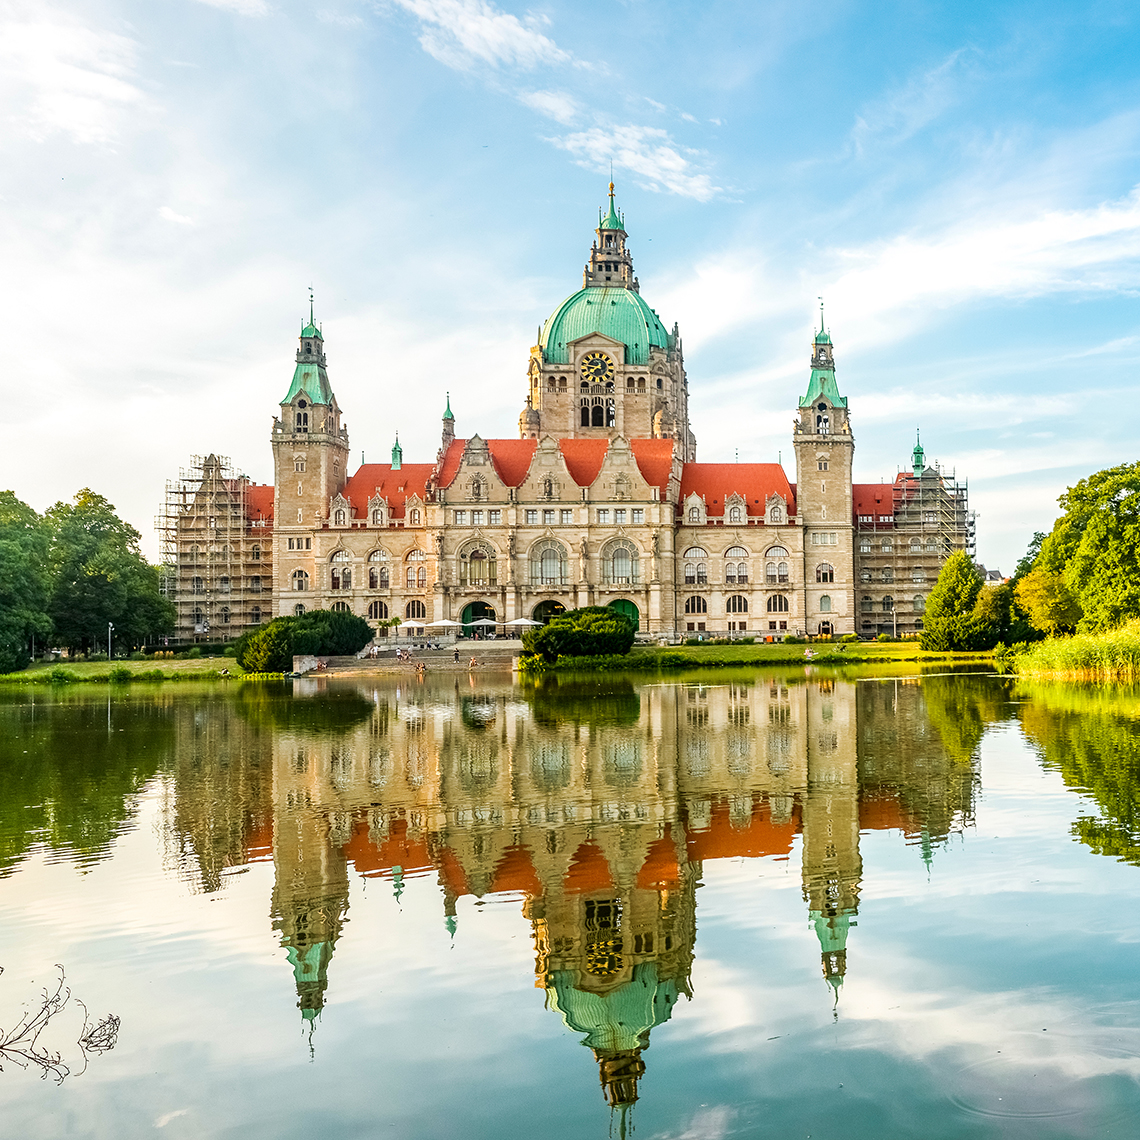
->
[811,532,838,546]
[288,538,295,550]
[454,510,468,525]
[525,509,538,524]
[779,621,787,630]
[614,509,627,524]
[489,510,501,525]
[632,509,644,524]
[305,538,311,550]
[597,509,610,524]
[543,509,555,525]
[769,621,777,630]
[687,622,694,631]
[858,515,873,523]
[859,541,871,553]
[560,509,573,525]
[879,516,892,523]
[471,510,484,525]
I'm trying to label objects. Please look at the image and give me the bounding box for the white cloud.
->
[159,206,194,225]
[0,9,144,145]
[517,88,578,126]
[388,0,570,71]
[192,0,271,16]
[550,124,718,201]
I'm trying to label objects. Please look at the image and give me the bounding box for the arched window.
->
[684,596,708,614]
[530,541,567,586]
[580,403,590,427]
[816,563,834,583]
[218,575,230,593]
[591,403,605,427]
[912,567,926,583]
[333,509,346,525]
[606,398,616,427]
[819,595,832,613]
[372,509,383,525]
[683,546,708,558]
[816,412,830,434]
[726,595,748,613]
[459,544,498,587]
[251,605,262,624]
[602,540,639,585]
[765,548,789,584]
[766,595,789,613]
[688,506,701,523]
[770,505,784,523]
[861,595,873,612]
[219,606,230,625]
[252,545,261,561]
[294,455,305,472]
[368,549,389,589]
[860,568,872,582]
[725,547,748,585]
[912,595,925,612]
[294,603,306,616]
[191,576,203,595]
[368,600,388,620]
[292,569,309,591]
[406,600,426,620]
[330,550,352,591]
[881,567,894,582]
[728,505,742,523]
[409,508,421,525]
[882,595,894,612]
[330,601,351,613]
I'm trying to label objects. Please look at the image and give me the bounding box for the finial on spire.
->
[443,391,454,421]
[309,285,314,325]
[818,295,824,333]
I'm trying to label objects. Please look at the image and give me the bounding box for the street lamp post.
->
[107,622,114,661]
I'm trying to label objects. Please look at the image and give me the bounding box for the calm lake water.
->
[2,669,1140,1139]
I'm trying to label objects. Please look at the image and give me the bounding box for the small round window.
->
[298,399,307,409]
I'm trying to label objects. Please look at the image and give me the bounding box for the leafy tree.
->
[1028,462,1140,633]
[43,490,174,653]
[920,551,985,651]
[1013,531,1046,582]
[1015,566,1081,635]
[236,609,373,672]
[522,606,636,663]
[0,491,51,672]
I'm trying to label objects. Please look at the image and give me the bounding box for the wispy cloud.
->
[387,0,569,71]
[192,0,270,16]
[517,88,578,126]
[550,124,718,201]
[0,9,144,144]
[159,206,194,225]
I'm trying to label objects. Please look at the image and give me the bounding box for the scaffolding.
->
[891,464,975,560]
[156,455,272,644]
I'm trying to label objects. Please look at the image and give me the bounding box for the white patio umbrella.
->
[504,617,542,626]
[424,619,463,628]
[396,621,423,630]
[469,618,499,627]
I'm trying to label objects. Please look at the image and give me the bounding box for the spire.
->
[443,392,454,422]
[391,432,402,471]
[913,429,925,476]
[600,180,625,232]
[301,288,322,339]
[814,296,831,345]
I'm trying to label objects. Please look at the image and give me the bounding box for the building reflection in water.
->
[169,674,979,1114]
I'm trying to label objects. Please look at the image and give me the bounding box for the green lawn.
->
[627,641,993,667]
[0,656,247,684]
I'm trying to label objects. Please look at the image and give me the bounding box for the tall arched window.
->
[406,549,426,589]
[765,547,789,584]
[816,563,834,583]
[688,506,701,523]
[882,595,894,612]
[191,576,204,595]
[819,595,832,612]
[726,595,748,613]
[684,596,708,614]
[251,545,261,561]
[725,547,748,584]
[602,540,639,585]
[333,509,346,525]
[728,505,742,523]
[372,509,384,525]
[368,549,389,589]
[580,402,590,427]
[530,541,567,586]
[861,595,873,612]
[330,601,351,613]
[330,550,352,590]
[292,569,309,591]
[459,544,498,587]
[368,600,388,620]
[591,402,605,427]
[406,600,426,620]
[881,567,894,582]
[766,595,789,613]
[409,508,421,525]
[913,595,925,612]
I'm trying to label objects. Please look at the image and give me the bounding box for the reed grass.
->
[1016,620,1140,681]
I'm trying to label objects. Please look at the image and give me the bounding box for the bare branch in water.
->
[0,966,120,1083]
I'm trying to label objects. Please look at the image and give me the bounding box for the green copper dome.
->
[301,321,322,339]
[541,287,669,366]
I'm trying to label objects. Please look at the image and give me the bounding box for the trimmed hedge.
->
[234,609,373,673]
[521,607,636,663]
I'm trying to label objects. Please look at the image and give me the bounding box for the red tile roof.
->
[679,463,795,517]
[245,484,274,523]
[685,797,800,861]
[342,463,436,518]
[852,483,895,525]
[630,438,675,494]
[558,438,610,486]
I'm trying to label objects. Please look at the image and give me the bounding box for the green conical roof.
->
[301,321,323,339]
[443,392,454,421]
[282,361,334,405]
[800,365,847,408]
[599,183,625,231]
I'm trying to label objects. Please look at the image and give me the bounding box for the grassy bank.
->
[0,658,248,685]
[1014,621,1140,682]
[522,641,994,673]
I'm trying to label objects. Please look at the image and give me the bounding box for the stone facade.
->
[166,186,973,640]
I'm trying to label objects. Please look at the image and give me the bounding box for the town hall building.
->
[161,185,974,641]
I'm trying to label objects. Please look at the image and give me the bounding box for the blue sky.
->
[3,0,1140,570]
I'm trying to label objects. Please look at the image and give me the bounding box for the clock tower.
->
[520,184,696,459]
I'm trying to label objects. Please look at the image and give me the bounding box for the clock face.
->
[580,351,615,383]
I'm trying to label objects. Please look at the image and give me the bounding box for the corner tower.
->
[793,308,855,635]
[271,305,350,610]
[521,184,696,460]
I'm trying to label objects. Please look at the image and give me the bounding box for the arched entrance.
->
[533,600,566,624]
[608,599,640,631]
[818,621,833,637]
[461,601,497,638]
